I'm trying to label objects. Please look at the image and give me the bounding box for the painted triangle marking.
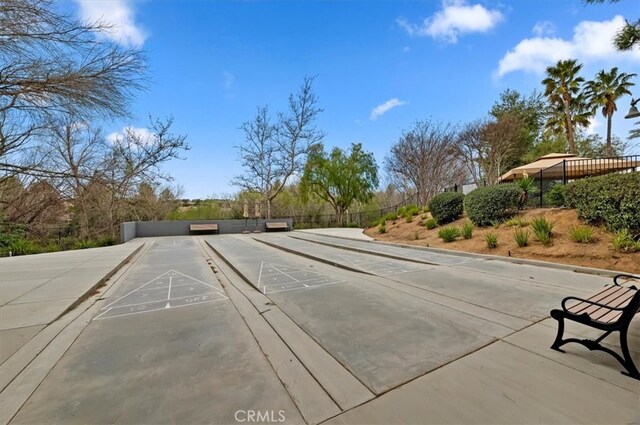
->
[165,302,171,309]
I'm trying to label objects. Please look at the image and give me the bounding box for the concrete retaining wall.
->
[120,219,293,243]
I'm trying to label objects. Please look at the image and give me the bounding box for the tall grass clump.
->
[378,223,387,234]
[484,232,498,249]
[531,217,553,246]
[513,229,530,247]
[425,218,437,230]
[612,229,638,253]
[438,226,460,242]
[570,226,594,243]
[461,222,474,239]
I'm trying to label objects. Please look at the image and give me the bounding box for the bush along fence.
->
[281,194,418,229]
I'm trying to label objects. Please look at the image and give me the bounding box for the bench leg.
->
[550,309,567,352]
[619,328,640,380]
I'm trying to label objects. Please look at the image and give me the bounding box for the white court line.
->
[268,264,301,283]
[258,275,340,288]
[103,269,227,310]
[167,275,173,300]
[257,261,265,293]
[264,280,343,295]
[94,298,228,321]
[96,292,227,310]
[338,255,369,273]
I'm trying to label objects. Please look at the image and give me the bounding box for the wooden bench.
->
[550,274,640,379]
[265,222,290,232]
[189,223,219,234]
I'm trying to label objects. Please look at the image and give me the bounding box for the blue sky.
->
[65,0,639,199]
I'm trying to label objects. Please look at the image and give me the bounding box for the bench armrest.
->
[561,296,630,313]
[614,274,639,288]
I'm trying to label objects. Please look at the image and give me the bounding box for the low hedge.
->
[428,192,464,224]
[464,184,521,226]
[565,172,640,233]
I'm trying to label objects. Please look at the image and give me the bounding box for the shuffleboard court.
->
[95,269,228,320]
[11,237,304,425]
[290,232,480,266]
[206,235,519,394]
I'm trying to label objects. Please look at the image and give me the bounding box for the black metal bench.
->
[265,222,290,232]
[550,274,640,380]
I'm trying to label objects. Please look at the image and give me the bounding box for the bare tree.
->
[480,113,525,184]
[234,76,324,218]
[384,120,465,206]
[0,0,146,172]
[456,119,487,187]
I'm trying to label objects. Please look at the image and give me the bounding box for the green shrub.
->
[438,226,460,242]
[513,229,530,247]
[612,229,638,253]
[396,206,406,217]
[405,204,420,216]
[44,243,60,253]
[531,217,553,246]
[544,184,566,207]
[484,232,498,249]
[424,218,438,230]
[378,224,386,234]
[505,217,529,227]
[565,173,640,233]
[5,239,40,256]
[384,212,398,222]
[570,226,594,243]
[464,184,521,226]
[405,212,413,223]
[461,222,474,239]
[428,192,465,225]
[96,236,117,247]
[73,240,98,250]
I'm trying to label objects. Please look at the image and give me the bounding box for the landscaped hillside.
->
[365,208,639,274]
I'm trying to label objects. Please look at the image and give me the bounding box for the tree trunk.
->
[606,113,613,157]
[266,198,272,219]
[563,94,577,154]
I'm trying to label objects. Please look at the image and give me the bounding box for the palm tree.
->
[542,59,592,155]
[584,67,636,157]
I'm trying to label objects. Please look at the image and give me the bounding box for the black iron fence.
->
[529,155,639,207]
[282,194,418,229]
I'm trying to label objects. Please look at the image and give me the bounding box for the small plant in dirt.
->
[570,226,595,243]
[414,231,420,240]
[490,219,502,229]
[438,226,460,242]
[405,212,413,223]
[612,229,638,253]
[378,224,387,234]
[531,217,553,246]
[484,232,498,249]
[421,213,429,220]
[425,218,438,230]
[384,212,398,222]
[461,222,474,239]
[513,229,530,247]
[505,217,529,227]
[514,176,539,208]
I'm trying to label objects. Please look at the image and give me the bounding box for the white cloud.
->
[532,21,556,37]
[107,126,156,145]
[75,0,147,47]
[586,117,601,135]
[370,98,407,121]
[496,16,640,77]
[397,0,503,43]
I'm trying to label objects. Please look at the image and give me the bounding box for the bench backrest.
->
[265,222,288,228]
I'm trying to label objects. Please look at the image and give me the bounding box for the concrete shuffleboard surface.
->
[207,235,521,395]
[9,237,304,425]
[253,234,611,322]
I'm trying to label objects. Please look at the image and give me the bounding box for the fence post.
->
[562,160,567,185]
[539,170,543,207]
